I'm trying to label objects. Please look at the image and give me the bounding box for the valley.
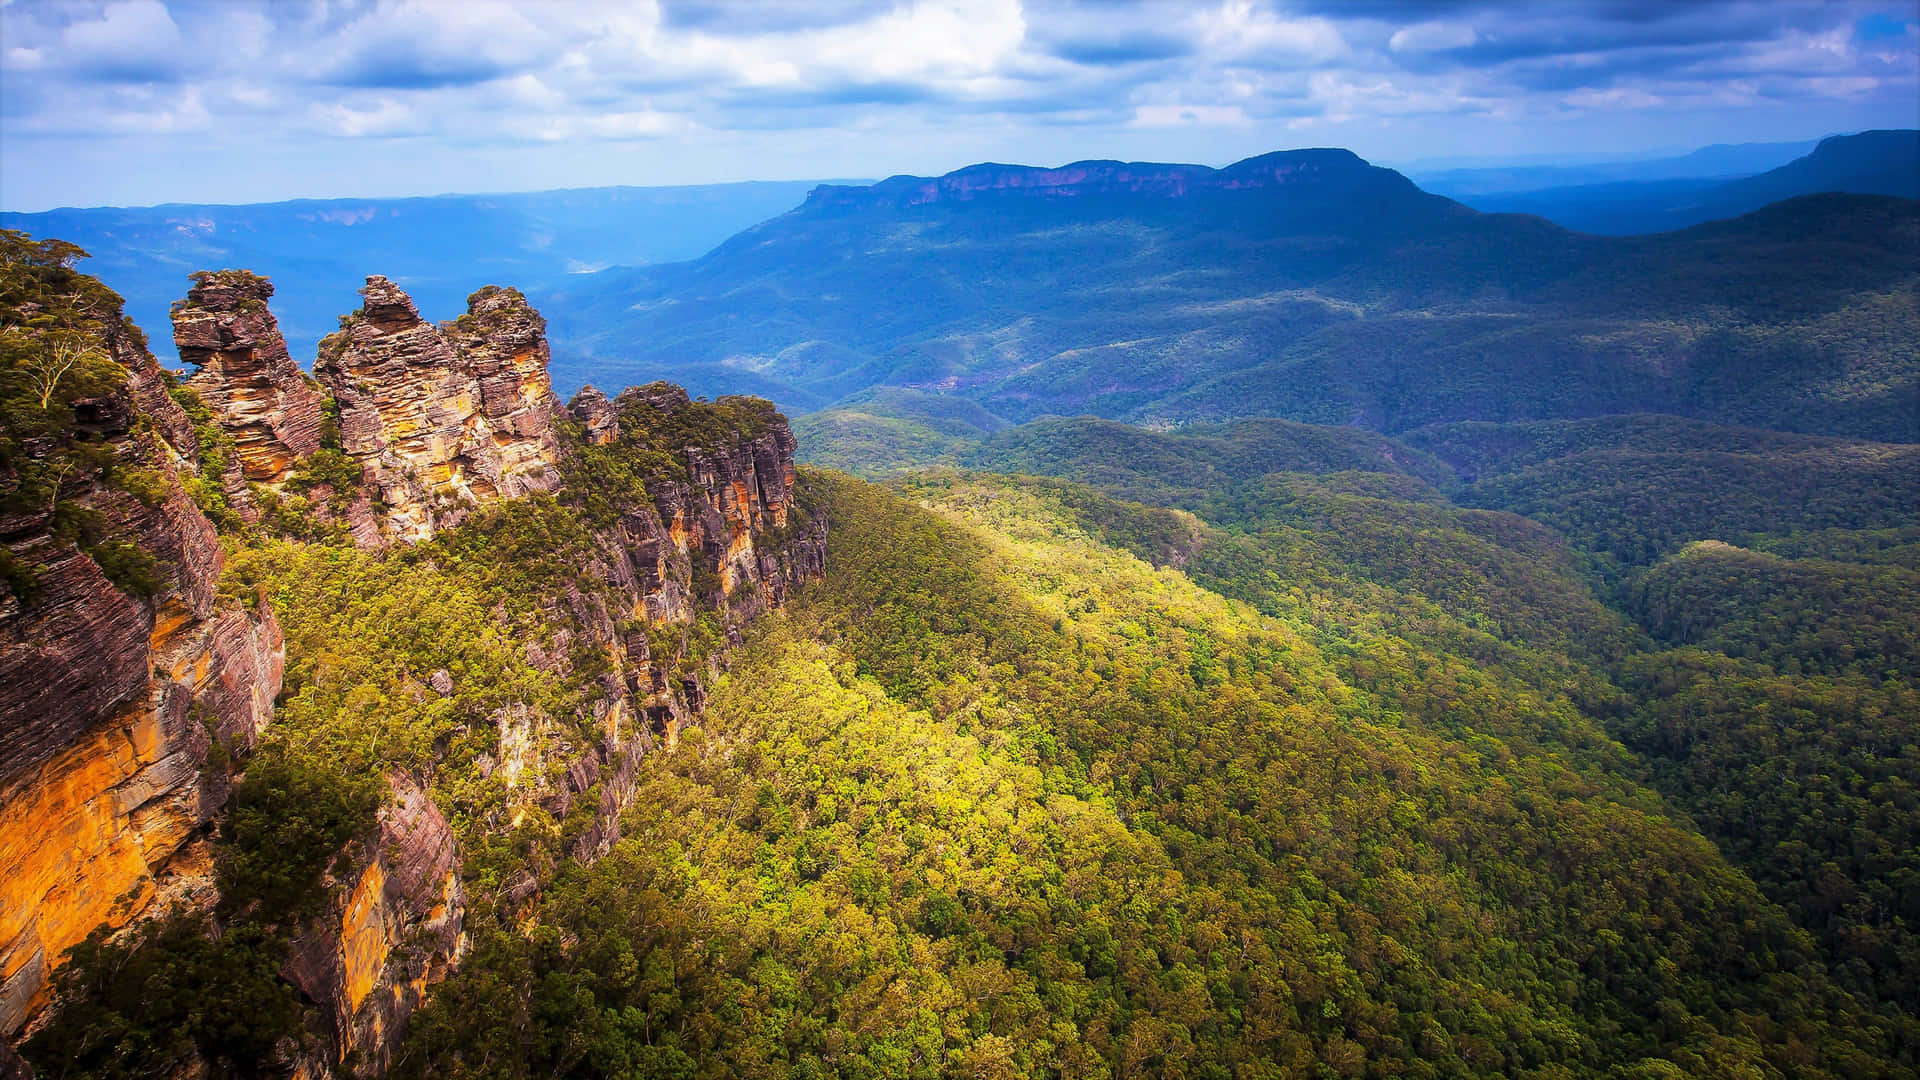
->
[2,127,1917,1080]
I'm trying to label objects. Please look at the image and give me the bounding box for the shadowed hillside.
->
[546,147,1919,442]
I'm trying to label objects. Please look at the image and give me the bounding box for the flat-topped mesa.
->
[172,270,326,483]
[314,277,564,544]
[802,147,1415,210]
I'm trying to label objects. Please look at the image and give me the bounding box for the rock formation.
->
[569,384,618,445]
[546,385,827,856]
[7,256,825,1074]
[172,270,326,483]
[0,316,284,1036]
[284,775,465,1078]
[314,277,564,544]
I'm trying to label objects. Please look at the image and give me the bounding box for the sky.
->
[1,0,1916,211]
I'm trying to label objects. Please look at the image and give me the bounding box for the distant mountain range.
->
[0,180,856,364]
[1453,130,1919,233]
[1410,138,1820,196]
[545,137,1919,442]
[4,132,1914,443]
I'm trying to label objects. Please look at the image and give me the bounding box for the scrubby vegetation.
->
[0,230,169,597]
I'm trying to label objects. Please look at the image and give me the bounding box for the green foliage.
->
[22,915,306,1080]
[958,415,1449,506]
[1456,442,1920,574]
[1619,649,1920,1018]
[284,447,363,508]
[792,407,973,476]
[318,394,342,450]
[619,384,777,463]
[220,495,642,909]
[165,381,247,529]
[0,229,174,599]
[218,750,382,919]
[1631,541,1920,679]
[79,538,162,599]
[398,471,1907,1077]
[0,544,37,602]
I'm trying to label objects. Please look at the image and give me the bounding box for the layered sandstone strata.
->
[314,277,564,544]
[173,270,326,483]
[284,775,465,1079]
[0,320,284,1035]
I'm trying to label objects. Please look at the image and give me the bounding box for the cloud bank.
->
[1,0,1914,208]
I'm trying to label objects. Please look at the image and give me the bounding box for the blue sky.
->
[1,0,1915,210]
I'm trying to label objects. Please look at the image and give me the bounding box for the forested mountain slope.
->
[5,216,1918,1079]
[547,148,1919,442]
[795,400,1920,1060]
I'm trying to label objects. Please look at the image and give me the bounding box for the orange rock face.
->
[283,775,465,1078]
[0,300,285,1037]
[339,861,390,1015]
[0,581,284,1036]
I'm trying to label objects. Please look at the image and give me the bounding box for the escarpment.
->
[314,276,563,544]
[0,272,283,1036]
[7,243,824,1076]
[544,382,827,855]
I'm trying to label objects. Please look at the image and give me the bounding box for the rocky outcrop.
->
[5,251,825,1071]
[441,285,566,475]
[569,385,618,445]
[568,383,825,629]
[543,385,827,857]
[284,775,465,1079]
[0,319,284,1037]
[173,270,326,483]
[314,278,564,544]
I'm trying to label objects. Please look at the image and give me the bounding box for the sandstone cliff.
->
[314,277,563,544]
[466,382,827,861]
[6,250,824,1076]
[173,269,326,484]
[0,295,283,1036]
[284,775,465,1078]
[2,264,467,1069]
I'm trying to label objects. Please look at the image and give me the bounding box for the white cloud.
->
[1563,86,1664,110]
[312,98,421,136]
[1198,2,1346,67]
[1,0,1916,209]
[1389,21,1477,55]
[60,0,184,80]
[1131,102,1252,127]
[308,0,560,87]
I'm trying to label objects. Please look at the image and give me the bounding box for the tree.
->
[24,332,113,409]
